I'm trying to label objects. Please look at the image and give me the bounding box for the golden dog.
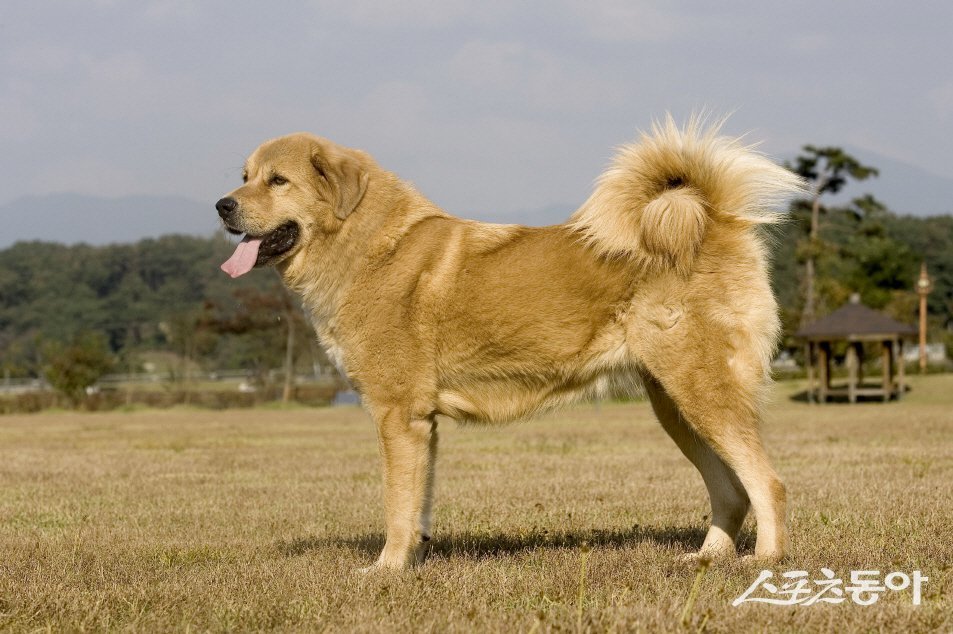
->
[216,118,803,569]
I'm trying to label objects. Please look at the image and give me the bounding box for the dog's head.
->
[217,133,370,278]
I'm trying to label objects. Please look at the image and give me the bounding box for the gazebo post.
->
[846,343,858,404]
[881,340,893,402]
[805,342,815,403]
[818,341,829,403]
[856,342,865,386]
[897,339,906,400]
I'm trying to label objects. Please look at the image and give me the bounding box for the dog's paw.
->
[738,552,785,566]
[359,534,432,573]
[677,552,715,568]
[676,547,735,566]
[354,561,402,574]
[676,552,702,565]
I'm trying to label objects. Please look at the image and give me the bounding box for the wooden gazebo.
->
[796,296,917,403]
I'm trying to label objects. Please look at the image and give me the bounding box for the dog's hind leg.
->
[653,375,788,561]
[643,375,750,558]
[367,409,439,570]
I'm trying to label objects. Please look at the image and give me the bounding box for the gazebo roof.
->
[796,298,917,340]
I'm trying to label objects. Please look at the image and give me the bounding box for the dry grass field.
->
[1,376,951,632]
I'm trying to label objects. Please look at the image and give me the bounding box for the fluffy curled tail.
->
[568,116,805,275]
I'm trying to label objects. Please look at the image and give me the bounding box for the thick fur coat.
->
[217,118,804,569]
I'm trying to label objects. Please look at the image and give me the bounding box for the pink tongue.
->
[221,236,263,278]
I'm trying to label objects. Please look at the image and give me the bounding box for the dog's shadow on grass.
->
[277,525,756,560]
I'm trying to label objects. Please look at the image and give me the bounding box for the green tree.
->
[43,332,114,405]
[768,193,938,348]
[200,283,312,391]
[0,233,283,378]
[788,146,878,326]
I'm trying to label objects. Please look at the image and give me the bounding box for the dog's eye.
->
[242,172,248,183]
[271,175,288,186]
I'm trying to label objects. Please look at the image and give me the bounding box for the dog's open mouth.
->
[221,222,300,278]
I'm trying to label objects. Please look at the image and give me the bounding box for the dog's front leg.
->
[370,411,438,570]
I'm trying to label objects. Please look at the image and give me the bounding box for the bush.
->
[43,333,113,405]
[0,382,338,415]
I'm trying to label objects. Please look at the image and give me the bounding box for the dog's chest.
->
[314,322,350,377]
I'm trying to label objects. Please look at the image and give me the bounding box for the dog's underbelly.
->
[433,322,641,424]
[434,365,638,424]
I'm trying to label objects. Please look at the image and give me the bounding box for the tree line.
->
[0,234,324,401]
[773,146,952,349]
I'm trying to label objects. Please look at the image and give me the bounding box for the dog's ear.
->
[311,150,369,221]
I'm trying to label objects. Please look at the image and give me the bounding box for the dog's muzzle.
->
[216,197,238,221]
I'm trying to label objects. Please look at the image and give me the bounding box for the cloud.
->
[4,43,76,75]
[786,31,833,55]
[3,38,204,128]
[143,0,201,22]
[0,93,40,143]
[559,0,693,42]
[3,0,953,221]
[85,51,148,85]
[28,155,143,199]
[445,38,628,114]
[929,80,953,122]
[309,0,515,30]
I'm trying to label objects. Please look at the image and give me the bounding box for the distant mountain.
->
[2,153,949,250]
[0,194,218,248]
[791,146,953,217]
[465,149,953,225]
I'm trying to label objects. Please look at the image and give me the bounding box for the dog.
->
[216,117,803,569]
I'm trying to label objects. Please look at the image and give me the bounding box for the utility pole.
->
[916,262,933,374]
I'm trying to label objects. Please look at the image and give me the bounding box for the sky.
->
[1,1,952,240]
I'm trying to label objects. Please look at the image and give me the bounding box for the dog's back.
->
[344,117,803,426]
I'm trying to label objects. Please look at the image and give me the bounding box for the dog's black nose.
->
[216,197,238,219]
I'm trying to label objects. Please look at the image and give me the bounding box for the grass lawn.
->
[1,376,951,632]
